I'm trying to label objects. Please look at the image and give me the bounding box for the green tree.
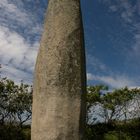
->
[87,86,140,124]
[0,77,32,127]
[11,82,32,128]
[86,85,108,124]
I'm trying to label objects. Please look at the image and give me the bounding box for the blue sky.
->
[0,0,140,89]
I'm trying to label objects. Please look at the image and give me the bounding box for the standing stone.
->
[31,0,86,140]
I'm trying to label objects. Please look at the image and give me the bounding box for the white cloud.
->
[30,24,43,35]
[137,0,140,15]
[103,0,140,66]
[131,24,140,56]
[0,0,29,24]
[1,65,33,84]
[100,0,139,25]
[0,0,44,39]
[0,0,45,83]
[87,54,108,72]
[0,25,39,82]
[87,73,137,88]
[109,5,118,12]
[87,73,96,81]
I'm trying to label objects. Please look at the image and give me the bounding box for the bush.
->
[104,131,118,140]
[0,124,31,140]
[104,131,132,140]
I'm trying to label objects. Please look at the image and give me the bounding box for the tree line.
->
[87,85,140,124]
[0,77,32,140]
[0,76,140,139]
[86,85,140,140]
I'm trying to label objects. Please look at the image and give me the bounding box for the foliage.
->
[87,86,140,124]
[0,124,31,140]
[86,85,140,139]
[86,118,140,140]
[104,131,131,140]
[0,68,32,139]
[0,77,32,127]
[86,85,108,123]
[0,71,140,140]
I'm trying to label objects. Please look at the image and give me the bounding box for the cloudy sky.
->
[0,0,140,89]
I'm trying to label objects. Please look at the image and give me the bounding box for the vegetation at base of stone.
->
[87,85,140,124]
[86,85,140,140]
[0,76,140,139]
[0,76,32,140]
[86,118,140,140]
[0,78,32,126]
[0,124,31,140]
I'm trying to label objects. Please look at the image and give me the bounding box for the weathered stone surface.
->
[31,0,86,140]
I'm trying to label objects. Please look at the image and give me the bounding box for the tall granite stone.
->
[31,0,86,140]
